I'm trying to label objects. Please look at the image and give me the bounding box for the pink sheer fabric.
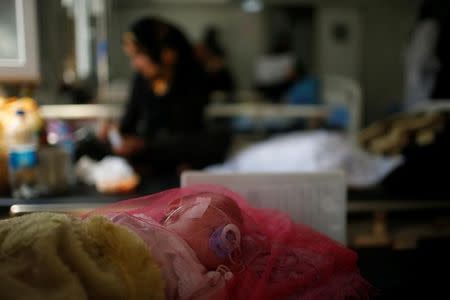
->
[86,185,372,300]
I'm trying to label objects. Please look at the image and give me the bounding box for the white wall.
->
[361,0,419,124]
[315,0,420,124]
[316,6,362,81]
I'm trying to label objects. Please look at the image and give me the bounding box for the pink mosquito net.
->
[86,184,373,300]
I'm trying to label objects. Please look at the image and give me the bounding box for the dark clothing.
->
[120,71,207,140]
[205,68,235,102]
[119,70,230,174]
[76,68,231,175]
[379,112,450,197]
[255,81,293,103]
[381,125,450,197]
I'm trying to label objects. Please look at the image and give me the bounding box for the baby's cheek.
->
[184,228,210,255]
[166,216,229,269]
[194,240,224,269]
[184,231,223,269]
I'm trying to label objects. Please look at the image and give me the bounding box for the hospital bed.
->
[181,171,347,245]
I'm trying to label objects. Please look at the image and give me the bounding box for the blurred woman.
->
[91,17,229,175]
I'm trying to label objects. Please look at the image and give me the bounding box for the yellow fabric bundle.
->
[0,213,165,300]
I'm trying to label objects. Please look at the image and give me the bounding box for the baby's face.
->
[163,194,242,270]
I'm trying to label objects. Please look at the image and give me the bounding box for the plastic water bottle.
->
[6,109,40,199]
[46,119,76,187]
[47,119,75,158]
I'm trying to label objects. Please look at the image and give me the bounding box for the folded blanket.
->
[0,213,165,300]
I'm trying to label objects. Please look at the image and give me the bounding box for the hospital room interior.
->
[0,0,449,299]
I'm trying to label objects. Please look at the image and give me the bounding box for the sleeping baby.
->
[0,186,370,300]
[108,191,244,300]
[106,186,371,300]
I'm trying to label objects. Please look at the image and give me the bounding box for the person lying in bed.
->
[0,185,372,300]
[106,192,243,299]
[97,185,373,299]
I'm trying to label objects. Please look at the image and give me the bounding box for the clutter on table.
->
[76,155,140,195]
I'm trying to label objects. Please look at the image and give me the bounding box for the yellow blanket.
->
[0,213,165,300]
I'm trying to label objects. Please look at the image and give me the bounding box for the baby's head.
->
[162,192,243,270]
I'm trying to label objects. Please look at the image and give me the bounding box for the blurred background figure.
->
[284,59,320,106]
[80,17,230,176]
[404,0,450,110]
[254,33,295,102]
[196,26,235,103]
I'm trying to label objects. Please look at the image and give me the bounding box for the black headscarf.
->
[130,17,197,73]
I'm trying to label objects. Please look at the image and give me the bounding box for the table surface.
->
[40,104,122,120]
[2,181,450,215]
[0,177,179,208]
[39,103,330,120]
[205,102,329,118]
